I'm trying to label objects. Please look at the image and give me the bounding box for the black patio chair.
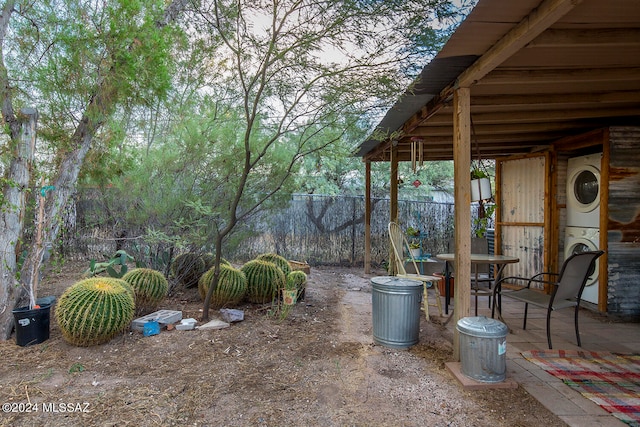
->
[491,250,604,349]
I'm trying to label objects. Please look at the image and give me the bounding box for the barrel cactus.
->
[256,252,291,277]
[171,252,207,288]
[122,268,169,315]
[55,277,135,347]
[198,264,247,308]
[241,259,286,304]
[201,253,230,271]
[286,270,307,301]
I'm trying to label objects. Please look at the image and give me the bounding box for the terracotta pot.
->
[435,273,454,297]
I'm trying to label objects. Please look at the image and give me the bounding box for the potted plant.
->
[471,168,492,202]
[409,240,421,258]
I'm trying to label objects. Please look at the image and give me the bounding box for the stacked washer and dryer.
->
[565,152,602,305]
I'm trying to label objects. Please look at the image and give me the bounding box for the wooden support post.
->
[389,143,399,275]
[364,160,371,274]
[453,88,471,362]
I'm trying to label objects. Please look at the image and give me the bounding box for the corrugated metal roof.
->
[355,0,640,161]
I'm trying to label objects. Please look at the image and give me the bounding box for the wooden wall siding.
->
[556,152,569,264]
[607,126,640,319]
[499,156,546,280]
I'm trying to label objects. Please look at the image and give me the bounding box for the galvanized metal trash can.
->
[456,316,508,383]
[371,276,423,349]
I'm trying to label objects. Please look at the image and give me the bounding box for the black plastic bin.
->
[13,303,51,347]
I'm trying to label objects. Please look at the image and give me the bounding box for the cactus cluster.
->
[122,268,169,315]
[55,277,135,347]
[241,259,286,304]
[198,264,247,308]
[286,270,307,301]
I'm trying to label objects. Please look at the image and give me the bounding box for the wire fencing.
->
[59,193,485,268]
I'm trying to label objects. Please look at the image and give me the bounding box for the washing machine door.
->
[568,242,598,286]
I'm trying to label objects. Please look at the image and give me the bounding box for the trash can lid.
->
[456,316,508,337]
[371,276,422,288]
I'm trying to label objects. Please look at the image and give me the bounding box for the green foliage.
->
[241,260,286,304]
[473,204,496,238]
[471,169,489,180]
[198,264,247,309]
[84,250,134,278]
[406,227,420,237]
[256,253,291,277]
[55,278,135,347]
[122,268,169,315]
[68,363,85,374]
[170,253,207,288]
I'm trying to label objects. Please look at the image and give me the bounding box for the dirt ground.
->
[0,262,568,427]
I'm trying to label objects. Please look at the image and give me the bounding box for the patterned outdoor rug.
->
[521,350,640,426]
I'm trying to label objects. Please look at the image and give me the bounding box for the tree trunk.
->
[0,108,37,339]
[0,0,190,340]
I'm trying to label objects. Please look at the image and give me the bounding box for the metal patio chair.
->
[388,222,443,319]
[491,250,604,349]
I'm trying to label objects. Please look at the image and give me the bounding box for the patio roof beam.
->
[529,28,640,47]
[478,67,640,86]
[421,106,640,125]
[455,0,582,88]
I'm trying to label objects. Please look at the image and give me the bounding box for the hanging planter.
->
[470,169,492,202]
[471,177,492,202]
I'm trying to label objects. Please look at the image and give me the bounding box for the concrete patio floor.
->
[444,294,640,427]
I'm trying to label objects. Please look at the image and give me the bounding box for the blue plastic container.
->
[143,321,160,336]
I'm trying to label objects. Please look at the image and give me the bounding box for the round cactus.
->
[241,259,286,304]
[256,252,291,277]
[201,254,230,271]
[286,270,307,301]
[198,264,247,308]
[171,252,206,288]
[55,277,135,347]
[122,268,169,315]
[201,253,215,270]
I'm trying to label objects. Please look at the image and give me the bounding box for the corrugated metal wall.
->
[499,156,546,280]
[607,126,640,318]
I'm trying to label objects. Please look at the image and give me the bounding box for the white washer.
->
[564,226,600,304]
[566,153,602,228]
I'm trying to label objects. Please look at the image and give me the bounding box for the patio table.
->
[435,253,520,315]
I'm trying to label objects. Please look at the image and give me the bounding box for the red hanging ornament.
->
[412,179,421,188]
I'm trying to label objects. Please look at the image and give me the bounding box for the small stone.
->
[220,309,244,323]
[198,319,231,330]
[175,318,197,331]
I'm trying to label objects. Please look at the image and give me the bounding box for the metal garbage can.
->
[371,276,423,349]
[456,316,508,383]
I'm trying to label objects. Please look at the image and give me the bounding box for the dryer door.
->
[569,165,600,213]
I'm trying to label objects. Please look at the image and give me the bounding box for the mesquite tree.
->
[184,0,460,319]
[0,0,188,339]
